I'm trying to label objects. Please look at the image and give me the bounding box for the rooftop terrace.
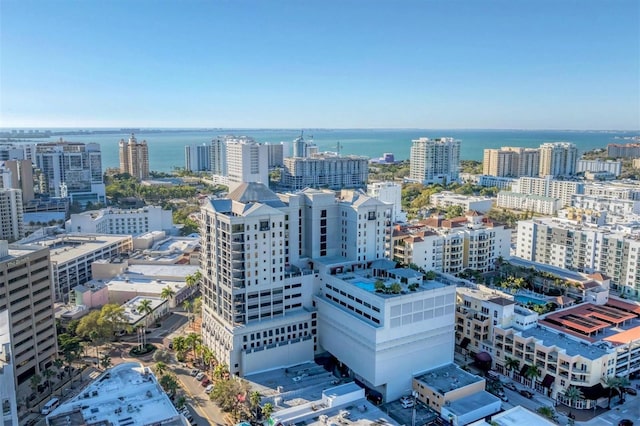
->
[414,364,483,394]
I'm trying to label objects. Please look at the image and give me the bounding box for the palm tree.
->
[30,373,42,394]
[525,364,541,390]
[182,300,193,314]
[42,369,54,396]
[161,286,176,301]
[100,354,112,370]
[172,336,188,361]
[249,391,262,420]
[262,402,274,422]
[185,270,202,289]
[504,357,520,378]
[137,299,154,327]
[213,363,229,381]
[616,376,631,402]
[603,376,619,408]
[563,386,584,418]
[154,361,168,377]
[185,333,202,363]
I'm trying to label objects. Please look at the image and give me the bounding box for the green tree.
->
[185,333,202,362]
[602,376,620,408]
[172,336,188,361]
[249,391,262,420]
[183,300,193,314]
[262,402,274,421]
[137,299,154,326]
[161,286,176,301]
[524,364,541,390]
[213,363,229,381]
[42,368,55,396]
[616,376,630,402]
[154,361,168,376]
[389,282,402,294]
[159,374,179,396]
[445,205,464,219]
[30,373,42,394]
[504,357,520,378]
[536,406,557,421]
[563,386,584,418]
[99,304,128,337]
[100,354,112,370]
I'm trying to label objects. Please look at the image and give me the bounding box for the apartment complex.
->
[67,205,174,235]
[571,194,640,221]
[496,191,561,215]
[184,143,212,172]
[280,154,369,191]
[482,147,539,177]
[582,181,640,200]
[539,142,578,177]
[607,142,640,158]
[0,241,56,387]
[512,176,583,207]
[577,159,622,177]
[226,137,269,192]
[210,137,228,176]
[367,181,405,223]
[28,234,133,301]
[0,189,24,242]
[118,133,150,180]
[516,218,640,296]
[408,137,460,185]
[35,140,106,205]
[392,212,511,274]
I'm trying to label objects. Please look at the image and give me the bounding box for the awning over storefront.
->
[460,337,471,348]
[520,365,528,376]
[542,374,555,387]
[578,383,607,400]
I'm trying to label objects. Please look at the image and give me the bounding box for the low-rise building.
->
[46,362,186,426]
[430,191,494,214]
[121,296,168,328]
[512,176,583,207]
[412,364,487,414]
[470,405,556,426]
[477,175,517,190]
[577,159,622,177]
[582,180,640,200]
[497,191,561,215]
[67,206,176,236]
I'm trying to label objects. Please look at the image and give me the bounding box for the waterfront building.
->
[184,143,211,172]
[577,159,622,177]
[482,147,539,177]
[45,363,187,425]
[0,189,24,242]
[225,137,269,192]
[280,154,369,191]
[266,142,286,168]
[429,191,494,214]
[607,142,640,158]
[0,241,56,388]
[67,205,175,235]
[210,137,228,176]
[496,191,561,215]
[392,213,511,274]
[0,310,18,426]
[25,233,133,301]
[512,176,583,207]
[516,218,640,296]
[538,142,578,177]
[35,140,106,206]
[118,133,149,180]
[409,137,460,185]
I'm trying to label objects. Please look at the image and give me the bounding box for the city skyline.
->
[1,0,638,130]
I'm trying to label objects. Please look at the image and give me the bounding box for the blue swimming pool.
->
[352,281,375,292]
[515,295,548,306]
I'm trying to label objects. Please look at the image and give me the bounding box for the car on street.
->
[519,390,534,399]
[624,387,637,396]
[401,400,414,409]
[191,369,200,377]
[618,420,633,426]
[504,382,518,391]
[205,384,214,394]
[201,378,211,387]
[400,396,412,404]
[195,372,205,381]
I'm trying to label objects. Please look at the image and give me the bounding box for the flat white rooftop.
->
[46,362,185,426]
[470,405,556,426]
[32,234,132,263]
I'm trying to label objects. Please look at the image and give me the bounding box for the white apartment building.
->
[265,142,286,168]
[184,143,211,172]
[571,194,640,220]
[210,137,228,176]
[35,141,106,206]
[577,159,622,177]
[513,176,583,207]
[430,191,494,214]
[409,137,460,185]
[315,259,456,401]
[497,191,561,215]
[0,188,24,242]
[582,181,640,200]
[483,147,539,177]
[67,205,175,235]
[226,137,269,192]
[0,143,34,161]
[367,181,406,223]
[393,213,511,274]
[27,234,133,301]
[199,183,394,378]
[0,310,18,426]
[516,218,640,296]
[477,175,517,190]
[539,142,578,177]
[281,154,369,191]
[0,242,56,388]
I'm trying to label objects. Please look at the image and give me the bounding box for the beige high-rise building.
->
[483,147,539,177]
[1,159,34,202]
[539,142,577,177]
[119,133,150,180]
[0,241,56,388]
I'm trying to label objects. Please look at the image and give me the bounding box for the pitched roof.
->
[228,182,284,206]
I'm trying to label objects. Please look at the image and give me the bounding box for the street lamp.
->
[411,390,418,426]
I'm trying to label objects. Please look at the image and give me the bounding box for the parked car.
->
[618,420,633,426]
[205,384,214,394]
[499,394,509,402]
[519,390,534,399]
[201,378,211,387]
[191,369,200,377]
[401,400,414,409]
[504,382,518,391]
[625,387,637,396]
[400,396,412,404]
[195,372,205,381]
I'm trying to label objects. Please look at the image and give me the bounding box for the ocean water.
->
[5,129,637,173]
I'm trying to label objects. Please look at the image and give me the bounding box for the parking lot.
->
[381,398,437,426]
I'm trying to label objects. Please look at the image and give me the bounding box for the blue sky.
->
[1,0,638,129]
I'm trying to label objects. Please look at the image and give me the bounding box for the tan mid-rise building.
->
[119,133,149,180]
